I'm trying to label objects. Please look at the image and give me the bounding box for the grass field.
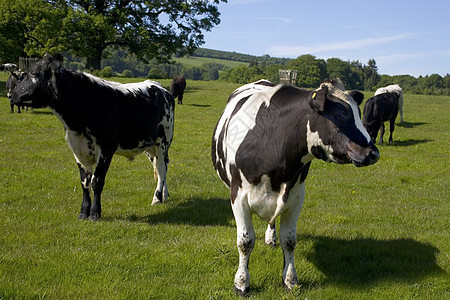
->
[0,74,448,299]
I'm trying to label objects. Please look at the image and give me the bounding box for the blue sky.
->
[202,0,450,77]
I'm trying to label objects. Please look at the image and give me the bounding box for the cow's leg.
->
[10,102,14,113]
[379,123,385,144]
[178,93,183,105]
[148,146,169,205]
[231,189,254,296]
[77,163,92,219]
[89,154,113,220]
[388,120,395,144]
[17,105,21,113]
[279,182,305,290]
[265,223,277,247]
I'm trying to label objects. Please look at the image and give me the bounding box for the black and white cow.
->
[212,78,379,295]
[170,76,186,105]
[6,71,27,113]
[374,84,404,123]
[12,54,175,220]
[0,63,18,73]
[362,92,399,144]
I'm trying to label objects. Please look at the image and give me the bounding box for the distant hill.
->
[190,48,290,65]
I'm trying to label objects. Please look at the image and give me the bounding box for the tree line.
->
[67,49,450,96]
[219,54,450,95]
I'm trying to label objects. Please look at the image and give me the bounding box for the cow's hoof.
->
[234,285,250,297]
[88,213,101,221]
[78,213,89,220]
[151,198,163,206]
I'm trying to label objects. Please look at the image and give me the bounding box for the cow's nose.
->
[368,144,380,165]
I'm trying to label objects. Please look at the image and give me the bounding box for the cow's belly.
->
[236,175,304,224]
[65,130,100,173]
[240,175,305,224]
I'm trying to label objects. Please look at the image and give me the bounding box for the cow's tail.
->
[153,156,158,181]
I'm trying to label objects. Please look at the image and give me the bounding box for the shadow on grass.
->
[302,235,445,287]
[186,103,211,108]
[120,197,234,227]
[383,139,432,147]
[397,121,428,128]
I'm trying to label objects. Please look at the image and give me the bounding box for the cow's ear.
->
[309,86,327,113]
[53,53,64,62]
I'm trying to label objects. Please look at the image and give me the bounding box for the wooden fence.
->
[19,57,40,72]
[279,69,298,84]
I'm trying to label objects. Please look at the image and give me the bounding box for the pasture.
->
[0,74,448,299]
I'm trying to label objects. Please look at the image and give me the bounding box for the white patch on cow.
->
[31,76,38,85]
[53,110,100,173]
[84,73,163,97]
[306,121,333,162]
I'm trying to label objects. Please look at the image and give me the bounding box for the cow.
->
[170,76,186,105]
[362,92,399,144]
[374,84,404,123]
[212,78,379,295]
[12,54,175,220]
[6,71,27,113]
[0,63,18,73]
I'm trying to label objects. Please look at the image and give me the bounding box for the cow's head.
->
[307,78,379,167]
[11,54,64,108]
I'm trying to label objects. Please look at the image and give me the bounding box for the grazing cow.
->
[212,78,380,295]
[12,54,175,220]
[0,63,18,73]
[374,84,404,122]
[362,92,399,144]
[170,76,186,105]
[6,71,27,113]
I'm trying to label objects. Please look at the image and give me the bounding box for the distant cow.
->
[1,63,18,72]
[374,84,404,122]
[212,78,379,295]
[170,76,186,105]
[6,71,27,113]
[12,54,175,220]
[363,92,399,144]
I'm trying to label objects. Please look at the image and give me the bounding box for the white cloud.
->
[268,34,414,57]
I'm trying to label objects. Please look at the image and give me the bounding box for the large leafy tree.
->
[286,55,327,88]
[0,0,226,69]
[0,0,66,62]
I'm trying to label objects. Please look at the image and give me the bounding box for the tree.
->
[0,0,66,62]
[363,59,380,91]
[287,55,327,88]
[0,0,227,69]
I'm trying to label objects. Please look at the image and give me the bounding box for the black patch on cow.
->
[212,120,230,187]
[311,146,328,161]
[230,164,242,204]
[255,80,276,87]
[230,95,250,120]
[235,85,311,192]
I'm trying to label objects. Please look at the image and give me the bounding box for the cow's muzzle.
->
[349,142,380,167]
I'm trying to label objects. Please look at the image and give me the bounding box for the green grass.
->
[0,74,448,299]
